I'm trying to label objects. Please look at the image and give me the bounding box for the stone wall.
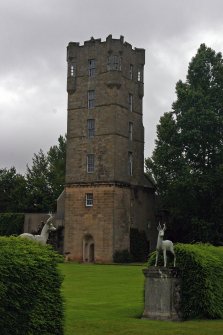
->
[66,35,145,185]
[143,267,182,321]
[64,182,156,262]
[64,184,115,262]
[63,35,156,262]
[23,213,50,234]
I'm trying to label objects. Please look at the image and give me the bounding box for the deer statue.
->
[155,223,176,267]
[20,213,56,245]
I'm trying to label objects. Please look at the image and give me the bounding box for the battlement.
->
[67,34,145,59]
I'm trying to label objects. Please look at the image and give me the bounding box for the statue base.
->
[142,267,182,321]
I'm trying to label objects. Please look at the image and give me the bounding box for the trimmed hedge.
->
[0,237,64,335]
[148,243,223,319]
[0,213,24,236]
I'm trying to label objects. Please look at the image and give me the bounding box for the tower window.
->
[87,119,95,138]
[88,59,96,77]
[128,94,133,112]
[86,193,93,207]
[128,152,133,176]
[68,63,76,77]
[130,64,133,80]
[107,55,121,71]
[87,154,95,173]
[129,122,133,141]
[137,66,144,82]
[88,90,95,109]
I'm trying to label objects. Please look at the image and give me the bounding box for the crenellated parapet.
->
[66,35,145,95]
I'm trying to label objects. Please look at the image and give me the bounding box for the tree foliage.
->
[26,135,66,212]
[0,213,24,236]
[26,149,53,212]
[0,135,66,213]
[48,135,67,197]
[146,44,223,244]
[0,167,27,212]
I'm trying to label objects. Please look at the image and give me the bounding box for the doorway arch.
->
[83,234,95,263]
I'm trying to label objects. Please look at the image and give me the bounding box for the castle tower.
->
[64,35,156,263]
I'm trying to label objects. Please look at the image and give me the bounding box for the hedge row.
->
[148,243,223,319]
[0,213,24,236]
[0,237,64,335]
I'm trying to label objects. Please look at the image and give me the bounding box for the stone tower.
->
[64,35,156,263]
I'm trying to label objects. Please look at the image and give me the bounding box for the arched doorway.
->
[83,234,95,263]
[89,243,95,262]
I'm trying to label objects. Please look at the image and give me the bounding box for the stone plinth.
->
[142,267,181,321]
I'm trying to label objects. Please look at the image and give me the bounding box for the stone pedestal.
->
[142,267,181,321]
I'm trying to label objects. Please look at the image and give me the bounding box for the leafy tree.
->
[146,44,223,244]
[0,167,27,212]
[0,135,66,214]
[26,135,66,212]
[26,149,53,212]
[48,135,66,197]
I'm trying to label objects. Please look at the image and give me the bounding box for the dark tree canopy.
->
[0,135,66,213]
[146,44,223,244]
[0,167,27,212]
[26,135,66,212]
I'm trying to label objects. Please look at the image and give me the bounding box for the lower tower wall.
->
[64,184,131,263]
[63,183,155,263]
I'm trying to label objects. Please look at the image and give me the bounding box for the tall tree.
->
[26,149,53,212]
[48,135,66,197]
[146,44,223,244]
[0,167,27,212]
[26,135,66,212]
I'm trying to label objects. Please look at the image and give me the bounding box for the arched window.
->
[137,66,144,82]
[68,63,76,77]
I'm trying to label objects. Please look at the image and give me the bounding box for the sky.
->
[1,0,223,174]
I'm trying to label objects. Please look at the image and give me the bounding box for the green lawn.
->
[60,263,223,335]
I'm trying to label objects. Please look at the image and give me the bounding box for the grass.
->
[60,263,223,335]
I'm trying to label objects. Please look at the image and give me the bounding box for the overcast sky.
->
[1,0,223,174]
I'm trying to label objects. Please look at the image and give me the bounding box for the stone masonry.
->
[63,35,156,262]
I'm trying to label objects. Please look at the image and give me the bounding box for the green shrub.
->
[113,249,132,263]
[148,244,223,319]
[0,213,24,235]
[0,237,64,335]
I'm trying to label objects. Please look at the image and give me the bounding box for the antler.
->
[157,222,161,231]
[163,223,167,231]
[46,212,53,224]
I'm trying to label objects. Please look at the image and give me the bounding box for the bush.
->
[148,243,223,319]
[113,249,132,263]
[0,213,24,236]
[0,237,64,335]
